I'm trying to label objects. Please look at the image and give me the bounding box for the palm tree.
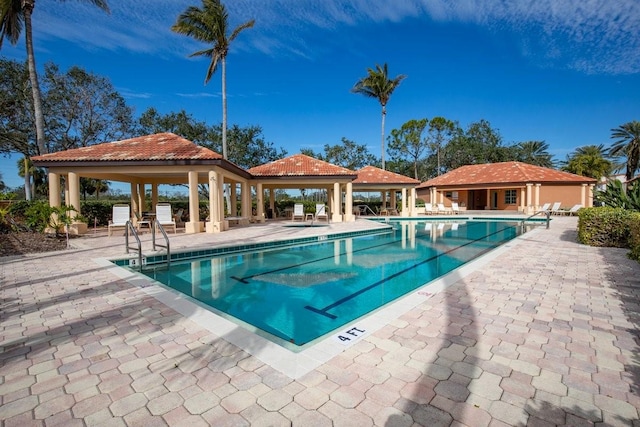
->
[1,0,109,157]
[172,0,254,160]
[351,63,406,170]
[516,140,553,168]
[610,121,640,182]
[562,144,613,180]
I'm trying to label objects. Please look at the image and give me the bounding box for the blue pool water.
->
[139,220,523,347]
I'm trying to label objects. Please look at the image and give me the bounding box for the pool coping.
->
[94,222,544,379]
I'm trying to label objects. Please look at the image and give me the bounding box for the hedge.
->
[577,207,640,262]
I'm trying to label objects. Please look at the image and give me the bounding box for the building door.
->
[491,191,498,209]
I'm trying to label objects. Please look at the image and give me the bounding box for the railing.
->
[124,221,143,270]
[521,209,552,231]
[152,219,171,269]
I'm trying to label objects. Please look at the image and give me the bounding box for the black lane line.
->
[304,225,517,319]
[229,235,400,284]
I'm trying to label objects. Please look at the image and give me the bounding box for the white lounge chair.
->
[563,204,582,216]
[315,204,329,222]
[550,202,562,215]
[539,203,551,213]
[451,202,460,214]
[108,204,130,237]
[424,203,433,215]
[155,203,177,233]
[437,203,451,214]
[292,204,305,221]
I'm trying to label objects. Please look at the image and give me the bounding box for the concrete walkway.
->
[1,217,639,426]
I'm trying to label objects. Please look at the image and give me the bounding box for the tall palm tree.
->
[0,0,110,157]
[516,140,553,168]
[351,63,406,170]
[610,121,640,182]
[562,144,613,180]
[172,0,254,160]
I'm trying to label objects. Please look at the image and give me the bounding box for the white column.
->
[401,188,408,217]
[230,182,237,216]
[581,184,587,207]
[332,182,342,222]
[256,183,265,223]
[344,182,354,222]
[47,172,61,232]
[410,188,417,216]
[68,172,81,221]
[206,170,222,233]
[534,184,541,210]
[130,182,139,224]
[186,171,201,234]
[139,182,147,213]
[588,184,594,207]
[526,183,533,213]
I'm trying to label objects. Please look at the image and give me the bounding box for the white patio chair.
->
[315,204,329,222]
[292,204,305,221]
[550,202,562,215]
[155,203,177,233]
[108,204,130,237]
[451,202,460,214]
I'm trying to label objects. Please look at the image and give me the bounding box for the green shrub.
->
[628,213,640,262]
[81,201,117,226]
[577,207,633,248]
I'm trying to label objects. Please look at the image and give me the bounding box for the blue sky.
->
[2,0,640,189]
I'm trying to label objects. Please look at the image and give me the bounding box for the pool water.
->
[140,220,522,346]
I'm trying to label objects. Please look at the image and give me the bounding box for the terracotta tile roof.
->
[31,133,222,162]
[418,161,597,188]
[354,166,420,185]
[248,154,356,177]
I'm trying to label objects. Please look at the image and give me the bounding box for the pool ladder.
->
[124,220,171,270]
[520,210,551,232]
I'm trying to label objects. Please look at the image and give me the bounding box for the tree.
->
[427,117,456,176]
[562,144,613,180]
[205,124,286,169]
[0,172,5,191]
[172,0,254,161]
[441,119,505,171]
[137,108,212,144]
[16,156,46,197]
[351,63,406,170]
[44,64,134,151]
[0,58,35,199]
[610,121,640,182]
[514,140,554,168]
[301,138,377,170]
[0,0,110,156]
[387,118,428,179]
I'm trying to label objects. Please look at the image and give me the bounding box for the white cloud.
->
[28,0,640,75]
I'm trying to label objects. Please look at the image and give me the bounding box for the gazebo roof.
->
[354,166,420,186]
[32,133,222,164]
[417,161,597,188]
[248,154,356,177]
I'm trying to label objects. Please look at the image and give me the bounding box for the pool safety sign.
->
[333,326,367,346]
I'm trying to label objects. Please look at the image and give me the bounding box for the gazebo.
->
[353,166,421,216]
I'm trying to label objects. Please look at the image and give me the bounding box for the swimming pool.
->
[137,220,524,347]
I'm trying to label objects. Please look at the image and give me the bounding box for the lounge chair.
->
[550,202,562,215]
[155,203,177,233]
[292,203,305,221]
[424,203,434,215]
[451,202,460,214]
[108,204,130,236]
[539,203,551,213]
[315,204,329,222]
[563,204,583,216]
[437,203,451,214]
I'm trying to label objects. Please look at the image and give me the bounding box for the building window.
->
[505,189,517,204]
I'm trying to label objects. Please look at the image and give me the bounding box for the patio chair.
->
[424,203,434,215]
[563,204,583,216]
[108,204,130,237]
[315,204,329,222]
[550,202,562,215]
[538,203,551,213]
[451,202,460,214]
[292,203,305,221]
[437,203,451,214]
[173,208,185,224]
[155,203,177,233]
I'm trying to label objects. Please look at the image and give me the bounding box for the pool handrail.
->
[124,220,143,270]
[152,219,171,269]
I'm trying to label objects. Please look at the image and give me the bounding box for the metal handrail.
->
[124,221,143,270]
[521,209,552,230]
[152,219,171,268]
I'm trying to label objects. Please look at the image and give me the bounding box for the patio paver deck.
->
[1,216,639,426]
